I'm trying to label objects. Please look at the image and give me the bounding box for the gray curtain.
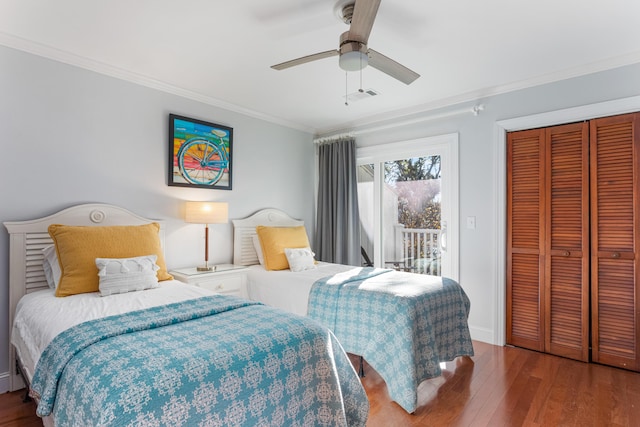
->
[315,137,361,265]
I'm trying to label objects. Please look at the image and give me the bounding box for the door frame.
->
[357,133,460,281]
[494,95,640,346]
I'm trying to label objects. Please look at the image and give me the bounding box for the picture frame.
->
[168,114,233,190]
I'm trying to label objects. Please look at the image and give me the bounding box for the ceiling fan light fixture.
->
[339,50,369,71]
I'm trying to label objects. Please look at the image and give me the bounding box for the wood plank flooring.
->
[1,341,638,426]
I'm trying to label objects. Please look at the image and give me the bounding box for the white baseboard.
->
[0,371,9,394]
[469,325,495,345]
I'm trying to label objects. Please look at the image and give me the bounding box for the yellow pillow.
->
[49,223,173,297]
[256,225,311,271]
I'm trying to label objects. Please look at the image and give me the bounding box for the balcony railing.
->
[391,226,441,275]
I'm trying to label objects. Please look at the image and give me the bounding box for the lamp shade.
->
[185,202,228,224]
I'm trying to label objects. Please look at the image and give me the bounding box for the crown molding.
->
[3,30,639,138]
[0,31,315,134]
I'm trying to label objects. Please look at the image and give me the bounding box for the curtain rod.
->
[314,104,484,143]
[313,133,355,145]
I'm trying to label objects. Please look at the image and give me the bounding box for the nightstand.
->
[170,264,248,298]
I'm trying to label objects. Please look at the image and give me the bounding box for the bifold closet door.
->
[507,129,545,352]
[591,112,640,372]
[544,123,589,361]
[507,123,589,360]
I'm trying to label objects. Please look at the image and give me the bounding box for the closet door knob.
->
[611,252,620,259]
[562,251,570,257]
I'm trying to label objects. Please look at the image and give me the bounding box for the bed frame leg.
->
[359,356,365,377]
[15,358,32,402]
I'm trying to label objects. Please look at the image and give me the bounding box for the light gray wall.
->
[0,45,315,390]
[2,41,639,391]
[349,62,640,343]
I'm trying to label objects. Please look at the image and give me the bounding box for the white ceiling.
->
[2,0,639,134]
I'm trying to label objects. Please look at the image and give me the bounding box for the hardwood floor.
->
[360,341,640,426]
[1,341,639,426]
[0,388,41,427]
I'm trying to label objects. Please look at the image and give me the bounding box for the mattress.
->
[246,262,354,316]
[11,280,213,384]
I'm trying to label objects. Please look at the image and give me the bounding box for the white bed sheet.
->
[11,280,214,384]
[246,262,355,316]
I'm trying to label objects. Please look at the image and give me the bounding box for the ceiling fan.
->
[271,0,420,85]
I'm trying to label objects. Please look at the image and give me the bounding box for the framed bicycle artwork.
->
[168,114,233,190]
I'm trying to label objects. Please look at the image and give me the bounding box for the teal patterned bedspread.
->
[30,295,369,426]
[307,268,474,413]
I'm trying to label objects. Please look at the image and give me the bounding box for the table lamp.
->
[185,201,228,271]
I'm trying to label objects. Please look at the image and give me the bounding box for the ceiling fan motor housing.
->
[339,31,369,71]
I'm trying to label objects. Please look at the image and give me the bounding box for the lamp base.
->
[197,265,215,272]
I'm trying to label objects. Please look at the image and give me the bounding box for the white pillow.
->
[284,247,316,272]
[252,234,265,265]
[42,245,61,289]
[95,255,160,296]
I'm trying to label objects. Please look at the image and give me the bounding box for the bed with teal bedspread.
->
[307,267,474,413]
[30,295,368,426]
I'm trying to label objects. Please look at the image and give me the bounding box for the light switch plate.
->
[466,216,476,229]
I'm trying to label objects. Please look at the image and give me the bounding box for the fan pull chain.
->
[359,53,364,93]
[345,71,349,106]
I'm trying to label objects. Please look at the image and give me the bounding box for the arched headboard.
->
[3,203,165,391]
[232,208,304,266]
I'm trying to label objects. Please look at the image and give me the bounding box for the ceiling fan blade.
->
[368,49,420,85]
[349,0,381,44]
[271,49,339,70]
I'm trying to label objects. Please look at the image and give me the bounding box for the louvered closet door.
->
[507,129,545,351]
[591,112,640,372]
[545,123,589,361]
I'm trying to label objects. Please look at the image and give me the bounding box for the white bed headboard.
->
[232,208,304,265]
[3,203,165,391]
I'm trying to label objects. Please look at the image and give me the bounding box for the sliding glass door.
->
[357,134,459,280]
